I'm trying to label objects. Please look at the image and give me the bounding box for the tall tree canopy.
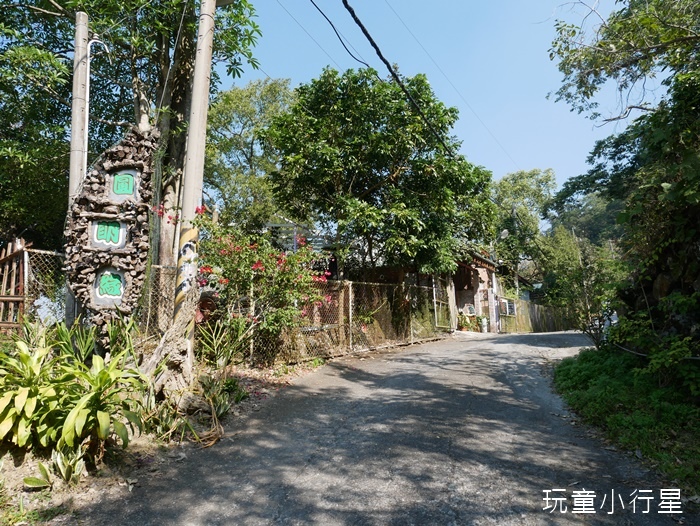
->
[205,78,293,233]
[550,0,700,378]
[551,0,700,119]
[265,67,494,275]
[492,169,555,285]
[0,0,260,258]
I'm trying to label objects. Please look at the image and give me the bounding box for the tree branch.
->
[4,4,64,17]
[601,104,654,123]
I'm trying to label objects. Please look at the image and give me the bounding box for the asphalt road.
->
[77,331,698,525]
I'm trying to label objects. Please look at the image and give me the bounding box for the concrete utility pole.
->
[68,12,89,204]
[172,0,217,337]
[66,11,89,326]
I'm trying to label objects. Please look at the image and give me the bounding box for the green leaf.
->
[23,393,37,418]
[122,409,142,433]
[0,410,16,439]
[14,386,29,413]
[16,416,31,447]
[113,420,129,448]
[15,341,29,355]
[75,408,90,438]
[23,476,51,488]
[0,391,13,414]
[96,410,111,440]
[38,461,51,482]
[61,396,89,447]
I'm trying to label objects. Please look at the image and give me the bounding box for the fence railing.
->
[0,240,26,332]
[6,248,449,362]
[1,239,65,333]
[271,280,446,363]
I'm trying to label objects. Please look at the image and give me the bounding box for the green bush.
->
[608,292,700,396]
[555,346,700,493]
[0,341,65,448]
[0,321,146,461]
[195,215,328,365]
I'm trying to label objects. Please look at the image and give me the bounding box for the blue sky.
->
[228,0,622,188]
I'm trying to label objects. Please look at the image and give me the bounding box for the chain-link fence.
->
[137,265,177,336]
[12,250,449,363]
[261,280,447,364]
[24,249,66,325]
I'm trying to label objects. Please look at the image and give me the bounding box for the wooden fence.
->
[0,239,28,333]
[0,239,66,334]
[499,298,571,333]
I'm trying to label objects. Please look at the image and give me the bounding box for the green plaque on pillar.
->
[113,172,135,195]
[97,271,123,298]
[95,221,121,245]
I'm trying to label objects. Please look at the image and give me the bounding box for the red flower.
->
[195,205,206,215]
[219,249,229,255]
[152,203,165,217]
[200,265,213,274]
[252,260,265,272]
[218,278,229,285]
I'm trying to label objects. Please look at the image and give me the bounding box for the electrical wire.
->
[341,0,458,159]
[383,0,519,171]
[274,0,342,69]
[340,0,543,250]
[309,0,370,68]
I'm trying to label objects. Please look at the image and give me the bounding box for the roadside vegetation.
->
[555,346,700,494]
[2,0,700,521]
[548,0,700,498]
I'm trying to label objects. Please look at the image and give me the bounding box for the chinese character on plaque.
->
[95,221,122,246]
[112,172,135,195]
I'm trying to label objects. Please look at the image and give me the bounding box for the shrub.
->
[554,346,700,493]
[0,321,146,462]
[195,215,327,365]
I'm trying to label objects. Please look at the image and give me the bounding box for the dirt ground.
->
[0,360,322,525]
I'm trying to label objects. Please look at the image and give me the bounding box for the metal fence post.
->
[348,281,353,352]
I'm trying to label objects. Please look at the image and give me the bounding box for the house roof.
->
[457,251,497,272]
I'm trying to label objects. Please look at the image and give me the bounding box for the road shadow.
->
[72,333,693,526]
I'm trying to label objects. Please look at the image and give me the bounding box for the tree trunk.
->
[155,9,196,267]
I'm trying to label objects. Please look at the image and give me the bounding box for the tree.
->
[0,93,69,248]
[0,1,260,260]
[265,67,494,275]
[492,169,556,289]
[539,226,624,348]
[548,192,624,247]
[550,0,700,120]
[205,78,293,233]
[551,0,700,298]
[550,0,700,368]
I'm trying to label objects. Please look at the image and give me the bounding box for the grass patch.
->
[554,346,700,494]
[0,490,70,526]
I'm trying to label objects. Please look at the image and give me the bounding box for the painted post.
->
[173,0,217,342]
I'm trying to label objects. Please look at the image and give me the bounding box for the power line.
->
[341,0,458,159]
[309,0,370,68]
[383,0,519,171]
[274,0,341,69]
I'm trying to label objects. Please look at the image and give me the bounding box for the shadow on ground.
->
[72,333,695,526]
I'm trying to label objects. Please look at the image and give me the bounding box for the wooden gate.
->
[0,239,29,333]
